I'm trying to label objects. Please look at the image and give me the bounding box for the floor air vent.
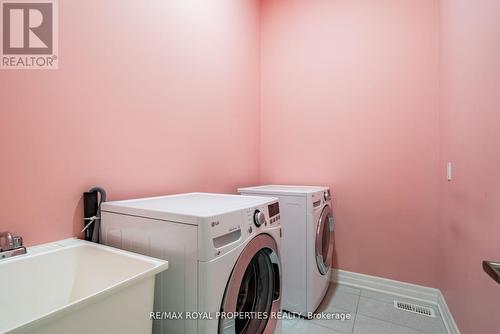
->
[393,300,436,318]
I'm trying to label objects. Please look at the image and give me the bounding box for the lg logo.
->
[1,0,58,69]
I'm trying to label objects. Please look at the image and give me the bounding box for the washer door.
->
[219,234,281,334]
[315,205,334,275]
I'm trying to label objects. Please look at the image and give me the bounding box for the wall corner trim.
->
[331,269,460,334]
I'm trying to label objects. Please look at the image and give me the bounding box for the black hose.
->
[89,187,107,243]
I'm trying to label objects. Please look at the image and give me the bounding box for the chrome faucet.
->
[0,231,13,251]
[0,231,27,260]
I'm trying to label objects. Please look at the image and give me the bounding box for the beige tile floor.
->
[281,284,448,334]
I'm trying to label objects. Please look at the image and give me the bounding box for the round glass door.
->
[315,205,334,275]
[219,234,281,334]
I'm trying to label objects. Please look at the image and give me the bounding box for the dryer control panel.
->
[312,189,333,212]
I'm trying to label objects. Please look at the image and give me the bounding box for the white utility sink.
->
[0,239,168,334]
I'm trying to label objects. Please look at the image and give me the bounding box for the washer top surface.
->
[238,185,328,197]
[101,192,276,225]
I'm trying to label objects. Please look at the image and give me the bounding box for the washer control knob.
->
[253,210,266,227]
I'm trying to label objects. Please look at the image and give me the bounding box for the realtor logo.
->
[1,0,58,69]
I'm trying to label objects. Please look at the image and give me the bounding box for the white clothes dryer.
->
[238,185,334,316]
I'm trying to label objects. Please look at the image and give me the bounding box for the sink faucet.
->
[0,231,14,251]
[0,231,26,259]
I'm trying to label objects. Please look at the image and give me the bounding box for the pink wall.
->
[259,0,441,287]
[2,2,498,331]
[439,0,500,332]
[0,0,261,246]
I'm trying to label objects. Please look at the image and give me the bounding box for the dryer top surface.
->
[238,185,329,197]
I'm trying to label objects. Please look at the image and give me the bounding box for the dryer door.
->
[219,234,281,334]
[315,205,335,275]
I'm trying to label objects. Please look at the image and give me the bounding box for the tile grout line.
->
[350,291,361,334]
[308,305,356,334]
[358,313,440,334]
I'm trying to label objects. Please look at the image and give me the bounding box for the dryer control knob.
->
[253,210,266,227]
[324,190,331,201]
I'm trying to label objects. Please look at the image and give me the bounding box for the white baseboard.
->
[331,269,440,303]
[331,269,460,334]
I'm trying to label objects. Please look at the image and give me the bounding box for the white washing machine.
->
[100,193,282,334]
[238,185,334,316]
